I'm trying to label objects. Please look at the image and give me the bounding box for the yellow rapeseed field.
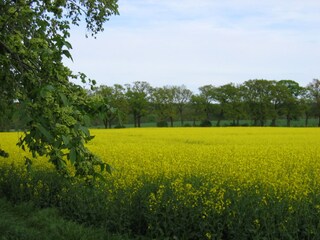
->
[2,127,320,238]
[2,127,320,197]
[89,127,320,194]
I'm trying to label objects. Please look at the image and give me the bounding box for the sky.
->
[65,0,320,92]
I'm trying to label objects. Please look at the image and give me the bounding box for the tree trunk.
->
[169,116,173,127]
[216,109,223,127]
[216,119,221,127]
[287,115,291,127]
[271,118,276,127]
[133,112,137,127]
[103,119,108,128]
[305,114,309,127]
[179,110,183,126]
[193,119,196,126]
[259,118,265,126]
[137,115,141,127]
[318,115,320,127]
[253,119,257,126]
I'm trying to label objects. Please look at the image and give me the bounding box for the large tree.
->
[307,79,320,126]
[125,81,152,127]
[190,94,208,126]
[241,79,274,126]
[198,85,215,121]
[0,0,119,178]
[220,83,243,126]
[299,87,313,127]
[173,85,193,126]
[92,84,127,128]
[276,80,303,127]
[150,86,176,127]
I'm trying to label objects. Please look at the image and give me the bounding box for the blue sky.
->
[66,0,320,92]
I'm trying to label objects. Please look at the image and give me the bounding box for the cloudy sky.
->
[66,0,320,92]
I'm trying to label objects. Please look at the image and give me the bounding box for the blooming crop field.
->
[2,127,320,239]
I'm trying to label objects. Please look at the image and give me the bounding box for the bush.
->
[156,121,168,127]
[114,125,126,129]
[199,120,212,127]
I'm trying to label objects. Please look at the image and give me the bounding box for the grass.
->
[0,198,131,240]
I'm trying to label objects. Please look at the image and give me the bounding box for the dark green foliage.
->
[125,81,152,128]
[0,198,131,240]
[0,0,118,177]
[156,121,168,127]
[114,125,126,129]
[199,119,212,127]
[0,148,9,158]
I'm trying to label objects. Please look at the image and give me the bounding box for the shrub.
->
[114,125,126,129]
[156,121,168,127]
[199,120,212,127]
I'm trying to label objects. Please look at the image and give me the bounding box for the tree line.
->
[3,78,320,131]
[85,79,320,128]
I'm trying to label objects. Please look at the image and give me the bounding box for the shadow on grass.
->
[0,198,131,240]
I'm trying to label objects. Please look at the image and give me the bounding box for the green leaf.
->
[0,149,9,158]
[62,50,73,61]
[25,157,33,172]
[35,123,54,141]
[100,163,105,172]
[93,172,107,183]
[79,125,90,137]
[64,40,72,49]
[83,115,91,126]
[69,148,76,165]
[62,135,70,146]
[106,164,112,174]
[45,85,55,91]
[59,93,69,106]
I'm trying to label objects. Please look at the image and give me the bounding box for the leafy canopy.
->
[0,0,119,179]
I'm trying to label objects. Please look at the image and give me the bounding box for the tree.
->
[241,80,274,126]
[190,94,207,126]
[198,85,215,121]
[173,85,193,126]
[307,79,320,126]
[299,87,313,127]
[125,81,152,127]
[150,86,176,127]
[268,81,285,126]
[92,84,127,128]
[209,83,243,126]
[0,1,119,178]
[276,80,303,127]
[0,94,15,131]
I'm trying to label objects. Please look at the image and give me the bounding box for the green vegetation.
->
[2,128,320,239]
[2,1,320,239]
[0,0,118,178]
[53,79,320,129]
[0,198,131,240]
